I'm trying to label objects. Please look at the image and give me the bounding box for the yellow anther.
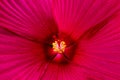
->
[52,40,66,53]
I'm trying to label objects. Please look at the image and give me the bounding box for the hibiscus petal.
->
[0,29,47,79]
[73,12,120,79]
[53,0,120,40]
[0,0,58,42]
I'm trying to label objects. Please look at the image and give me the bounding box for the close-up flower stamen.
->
[52,40,66,54]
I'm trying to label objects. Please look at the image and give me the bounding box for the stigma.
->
[52,40,66,53]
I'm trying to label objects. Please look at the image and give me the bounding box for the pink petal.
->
[0,31,47,79]
[73,12,120,80]
[53,0,120,40]
[0,0,58,41]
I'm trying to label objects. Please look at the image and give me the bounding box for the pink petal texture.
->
[0,0,58,41]
[0,0,120,80]
[53,0,120,40]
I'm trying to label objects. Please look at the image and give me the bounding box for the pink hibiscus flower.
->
[0,0,120,80]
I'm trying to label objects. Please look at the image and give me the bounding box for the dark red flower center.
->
[43,33,77,64]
